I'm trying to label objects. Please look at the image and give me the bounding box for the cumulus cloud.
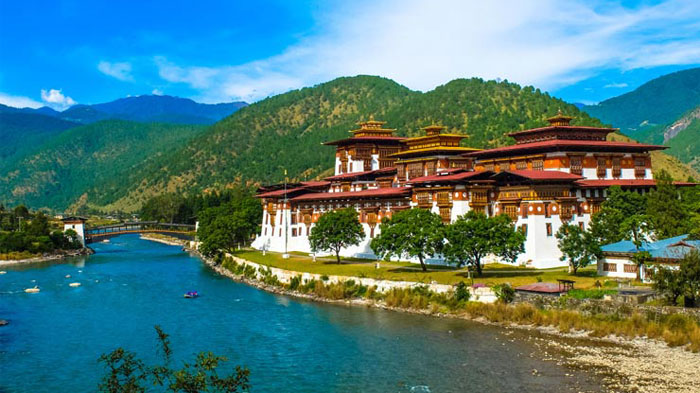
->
[98,60,134,81]
[41,89,77,110]
[0,92,43,109]
[155,0,700,102]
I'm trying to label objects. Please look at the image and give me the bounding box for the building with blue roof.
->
[598,235,700,281]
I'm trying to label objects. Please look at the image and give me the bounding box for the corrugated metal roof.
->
[602,235,699,260]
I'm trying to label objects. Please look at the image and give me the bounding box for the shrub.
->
[243,264,256,279]
[288,275,302,290]
[454,282,471,302]
[493,284,515,303]
[320,275,329,282]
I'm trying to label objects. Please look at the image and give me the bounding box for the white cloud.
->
[151,88,163,95]
[155,0,700,102]
[604,83,629,88]
[41,89,77,110]
[0,92,43,109]
[98,61,133,81]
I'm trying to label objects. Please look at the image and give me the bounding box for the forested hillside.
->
[95,76,605,211]
[0,111,80,169]
[0,120,206,209]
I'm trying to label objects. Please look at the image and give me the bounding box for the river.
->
[0,235,604,392]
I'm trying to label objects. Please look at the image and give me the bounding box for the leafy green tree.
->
[652,266,684,305]
[308,208,364,264]
[680,250,700,307]
[556,224,602,274]
[653,250,700,307]
[647,170,689,238]
[590,186,647,245]
[443,211,525,276]
[371,208,444,272]
[196,189,262,258]
[98,326,250,393]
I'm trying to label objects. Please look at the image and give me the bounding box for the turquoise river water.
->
[0,235,604,392]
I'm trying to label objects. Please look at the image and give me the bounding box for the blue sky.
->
[1,0,699,110]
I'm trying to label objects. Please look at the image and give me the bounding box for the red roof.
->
[300,181,331,187]
[323,136,406,146]
[575,179,657,188]
[507,125,616,137]
[409,170,493,184]
[515,283,567,294]
[575,179,698,188]
[325,167,396,181]
[256,187,307,198]
[495,170,583,181]
[465,140,666,158]
[291,187,411,202]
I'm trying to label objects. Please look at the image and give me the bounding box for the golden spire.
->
[547,109,573,127]
[422,124,446,136]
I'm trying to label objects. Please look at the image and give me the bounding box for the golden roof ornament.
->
[547,109,574,126]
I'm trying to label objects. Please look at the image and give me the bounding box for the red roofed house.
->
[251,111,677,268]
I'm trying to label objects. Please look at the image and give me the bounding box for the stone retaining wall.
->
[224,253,498,303]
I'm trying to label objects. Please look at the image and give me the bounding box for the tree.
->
[98,326,250,393]
[653,250,700,307]
[556,224,602,274]
[679,250,700,307]
[308,208,364,264]
[443,211,525,276]
[647,170,689,238]
[620,214,655,280]
[590,186,647,245]
[370,208,444,272]
[196,190,262,258]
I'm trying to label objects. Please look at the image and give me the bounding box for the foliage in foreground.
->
[556,223,602,274]
[98,326,250,393]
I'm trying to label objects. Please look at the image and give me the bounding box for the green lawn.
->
[232,250,604,288]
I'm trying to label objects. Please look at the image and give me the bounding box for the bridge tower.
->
[62,216,87,247]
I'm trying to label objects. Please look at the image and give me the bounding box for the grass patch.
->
[0,251,39,260]
[234,250,603,288]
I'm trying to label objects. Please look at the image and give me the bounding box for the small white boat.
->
[24,286,40,293]
[69,282,81,287]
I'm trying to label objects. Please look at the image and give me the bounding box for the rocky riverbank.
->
[196,251,700,393]
[0,248,93,267]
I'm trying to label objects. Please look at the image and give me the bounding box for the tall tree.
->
[556,224,603,274]
[308,208,364,264]
[371,208,444,272]
[647,170,689,238]
[590,186,647,245]
[443,211,525,276]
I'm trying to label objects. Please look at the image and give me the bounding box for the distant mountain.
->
[0,109,80,169]
[581,68,700,172]
[0,120,207,210]
[2,95,248,125]
[582,68,700,139]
